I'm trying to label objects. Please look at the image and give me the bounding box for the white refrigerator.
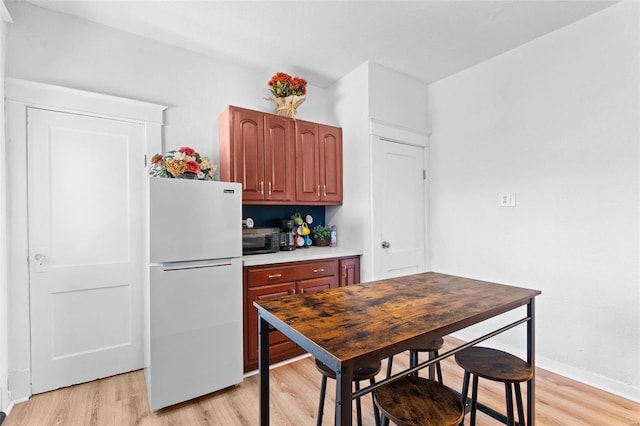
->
[145,178,243,411]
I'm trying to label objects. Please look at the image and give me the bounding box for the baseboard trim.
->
[450,332,640,403]
[0,401,14,424]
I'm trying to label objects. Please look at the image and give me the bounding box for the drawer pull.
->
[268,273,282,279]
[313,268,325,273]
[323,184,327,197]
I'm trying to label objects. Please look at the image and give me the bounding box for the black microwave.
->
[242,228,280,255]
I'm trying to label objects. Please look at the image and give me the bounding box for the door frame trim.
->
[5,79,165,402]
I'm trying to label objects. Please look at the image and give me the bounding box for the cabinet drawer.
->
[247,260,338,287]
[297,275,338,294]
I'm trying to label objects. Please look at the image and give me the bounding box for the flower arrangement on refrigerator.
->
[267,72,307,118]
[149,146,217,180]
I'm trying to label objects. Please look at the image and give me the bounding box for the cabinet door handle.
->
[313,268,325,273]
[268,273,282,279]
[260,181,264,195]
[317,185,320,197]
[268,181,272,195]
[323,184,327,197]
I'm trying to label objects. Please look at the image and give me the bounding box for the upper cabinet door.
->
[264,115,294,202]
[295,121,343,205]
[220,106,342,205]
[295,120,321,203]
[232,108,264,201]
[319,125,343,204]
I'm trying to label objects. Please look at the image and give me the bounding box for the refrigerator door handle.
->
[163,261,233,272]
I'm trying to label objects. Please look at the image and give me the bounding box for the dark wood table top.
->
[254,272,541,367]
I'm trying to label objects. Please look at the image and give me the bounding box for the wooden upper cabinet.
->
[294,120,321,203]
[319,125,343,204]
[295,121,343,205]
[264,115,294,202]
[234,108,264,201]
[220,106,341,205]
[219,106,294,204]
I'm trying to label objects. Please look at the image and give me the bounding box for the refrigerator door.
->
[146,258,242,411]
[150,179,242,263]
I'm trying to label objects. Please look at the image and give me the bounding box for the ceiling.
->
[19,0,616,88]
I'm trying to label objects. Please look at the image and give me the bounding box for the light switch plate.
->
[500,193,516,207]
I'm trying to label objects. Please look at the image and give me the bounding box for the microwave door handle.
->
[163,261,232,272]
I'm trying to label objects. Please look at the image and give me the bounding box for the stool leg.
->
[505,383,515,426]
[409,351,422,377]
[386,356,393,378]
[470,374,479,426]
[427,351,435,380]
[434,350,444,385]
[317,375,327,426]
[355,381,363,426]
[370,378,381,426]
[460,371,471,426]
[514,382,526,426]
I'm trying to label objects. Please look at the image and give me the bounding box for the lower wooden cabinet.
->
[339,257,360,287]
[243,256,360,372]
[245,283,296,372]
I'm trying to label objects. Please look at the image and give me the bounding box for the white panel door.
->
[372,138,426,279]
[28,108,145,394]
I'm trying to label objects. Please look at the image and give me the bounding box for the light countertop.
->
[242,247,363,267]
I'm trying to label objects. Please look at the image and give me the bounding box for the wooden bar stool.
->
[386,337,444,383]
[374,376,464,426]
[315,359,382,426]
[454,347,533,426]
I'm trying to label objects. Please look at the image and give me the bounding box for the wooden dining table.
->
[254,271,541,426]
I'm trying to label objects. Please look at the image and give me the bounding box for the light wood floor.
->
[5,338,639,425]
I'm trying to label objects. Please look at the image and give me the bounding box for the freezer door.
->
[146,258,242,411]
[150,178,242,263]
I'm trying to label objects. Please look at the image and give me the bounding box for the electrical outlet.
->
[500,193,516,207]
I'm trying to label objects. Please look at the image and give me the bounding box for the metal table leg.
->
[527,298,536,426]
[335,362,354,426]
[259,314,270,425]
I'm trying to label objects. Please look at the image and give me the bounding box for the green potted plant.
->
[312,225,331,246]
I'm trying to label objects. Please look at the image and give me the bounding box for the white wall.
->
[427,1,639,401]
[0,0,11,415]
[326,62,429,282]
[325,62,371,277]
[5,2,328,162]
[4,2,329,402]
[369,62,429,132]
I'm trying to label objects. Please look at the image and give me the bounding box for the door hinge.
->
[423,169,427,180]
[144,154,148,167]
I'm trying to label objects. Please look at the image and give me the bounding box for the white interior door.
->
[28,108,145,394]
[372,138,427,279]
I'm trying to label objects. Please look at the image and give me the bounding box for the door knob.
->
[382,241,391,249]
[33,253,47,273]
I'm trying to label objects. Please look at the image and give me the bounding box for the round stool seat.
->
[374,376,463,426]
[315,359,382,381]
[411,336,444,353]
[455,347,533,383]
